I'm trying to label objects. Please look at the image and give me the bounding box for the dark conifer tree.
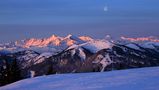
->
[10,58,22,83]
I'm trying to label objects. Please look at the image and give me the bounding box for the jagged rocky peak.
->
[49,34,59,39]
[0,34,95,53]
[24,34,61,47]
[23,34,93,48]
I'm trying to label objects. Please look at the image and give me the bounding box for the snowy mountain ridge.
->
[121,36,159,42]
[1,35,159,87]
[1,35,159,69]
[0,34,93,53]
[1,35,159,54]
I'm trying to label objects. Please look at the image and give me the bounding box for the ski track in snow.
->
[1,67,159,90]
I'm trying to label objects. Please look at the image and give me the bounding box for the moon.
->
[104,6,108,12]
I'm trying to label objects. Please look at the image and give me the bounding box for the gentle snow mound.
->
[1,67,159,90]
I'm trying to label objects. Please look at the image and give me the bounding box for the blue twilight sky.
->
[0,0,159,43]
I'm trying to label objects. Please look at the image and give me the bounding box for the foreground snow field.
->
[1,67,159,90]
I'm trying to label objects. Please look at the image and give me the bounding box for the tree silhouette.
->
[0,56,22,86]
[10,58,22,82]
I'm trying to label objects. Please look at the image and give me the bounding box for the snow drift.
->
[1,67,159,90]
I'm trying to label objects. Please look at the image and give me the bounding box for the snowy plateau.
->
[0,67,159,90]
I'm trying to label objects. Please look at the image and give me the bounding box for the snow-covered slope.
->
[68,40,112,51]
[82,40,113,53]
[1,67,159,90]
[13,50,53,69]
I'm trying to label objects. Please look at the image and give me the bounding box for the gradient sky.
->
[0,0,159,43]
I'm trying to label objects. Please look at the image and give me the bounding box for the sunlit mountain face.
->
[0,34,94,53]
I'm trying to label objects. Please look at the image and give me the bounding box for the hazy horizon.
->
[0,0,159,43]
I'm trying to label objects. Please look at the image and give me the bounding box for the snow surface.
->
[140,42,159,49]
[67,45,86,61]
[126,43,141,50]
[78,48,86,61]
[141,42,155,49]
[68,34,86,44]
[82,40,112,53]
[34,52,52,64]
[93,54,112,72]
[67,40,112,60]
[1,67,159,90]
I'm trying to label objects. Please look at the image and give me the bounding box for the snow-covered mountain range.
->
[0,34,159,86]
[0,35,159,54]
[0,34,93,54]
[1,35,159,72]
